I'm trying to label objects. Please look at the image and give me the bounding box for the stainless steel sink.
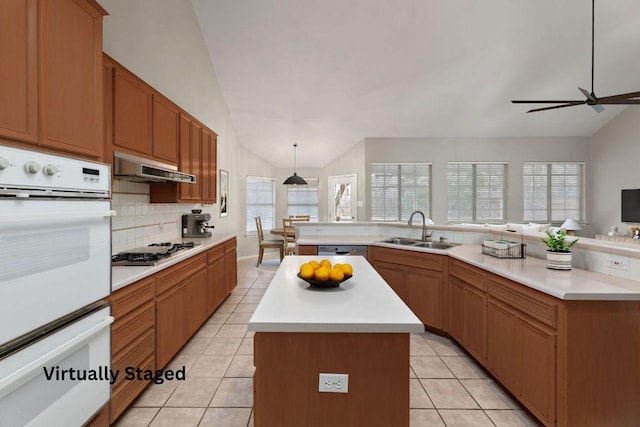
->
[379,237,421,245]
[412,242,454,250]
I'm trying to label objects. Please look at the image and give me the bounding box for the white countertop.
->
[111,233,236,291]
[448,245,640,300]
[247,255,424,333]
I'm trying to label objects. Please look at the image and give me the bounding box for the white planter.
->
[546,250,572,270]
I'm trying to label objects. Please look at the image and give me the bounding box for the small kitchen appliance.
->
[182,209,214,238]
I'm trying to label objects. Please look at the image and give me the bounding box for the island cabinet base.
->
[253,332,410,427]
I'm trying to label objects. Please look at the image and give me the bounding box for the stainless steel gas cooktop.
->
[111,242,200,266]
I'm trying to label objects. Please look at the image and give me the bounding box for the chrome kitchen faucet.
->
[408,210,432,242]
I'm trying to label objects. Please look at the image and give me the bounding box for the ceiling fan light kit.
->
[283,143,308,185]
[512,0,640,113]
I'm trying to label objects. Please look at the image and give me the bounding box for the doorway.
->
[328,174,357,222]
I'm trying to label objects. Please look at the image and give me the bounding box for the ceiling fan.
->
[511,0,640,113]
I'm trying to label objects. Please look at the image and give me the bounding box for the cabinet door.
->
[374,262,406,301]
[406,269,443,329]
[40,0,104,159]
[487,298,517,391]
[189,121,202,200]
[114,68,152,155]
[156,284,186,369]
[201,128,217,203]
[184,269,208,338]
[178,114,192,200]
[464,286,487,363]
[152,94,179,163]
[0,0,38,143]
[448,277,465,343]
[225,247,238,295]
[207,256,226,315]
[518,317,556,426]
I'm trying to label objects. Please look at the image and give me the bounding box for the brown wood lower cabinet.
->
[297,245,318,255]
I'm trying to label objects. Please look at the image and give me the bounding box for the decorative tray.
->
[297,272,352,288]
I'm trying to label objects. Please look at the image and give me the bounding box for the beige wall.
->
[590,107,640,236]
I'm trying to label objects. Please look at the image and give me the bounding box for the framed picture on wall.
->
[220,169,228,217]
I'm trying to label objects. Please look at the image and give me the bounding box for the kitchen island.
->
[248,255,423,427]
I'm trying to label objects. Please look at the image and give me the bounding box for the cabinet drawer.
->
[110,354,154,423]
[488,275,558,329]
[207,244,225,263]
[449,259,486,291]
[371,246,444,272]
[111,301,154,354]
[112,329,155,389]
[156,252,207,295]
[110,277,155,319]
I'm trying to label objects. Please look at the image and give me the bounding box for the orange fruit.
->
[314,266,330,281]
[329,268,344,281]
[299,263,315,280]
[338,263,353,276]
[320,259,332,269]
[309,260,321,270]
[333,263,343,271]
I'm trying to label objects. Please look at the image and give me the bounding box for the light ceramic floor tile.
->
[199,408,252,427]
[485,410,542,427]
[245,288,267,296]
[438,409,494,427]
[165,355,199,374]
[441,356,488,379]
[426,338,466,356]
[410,379,434,409]
[226,311,253,324]
[240,295,262,304]
[214,302,239,313]
[112,407,159,427]
[251,281,270,288]
[188,355,233,377]
[409,409,445,427]
[193,323,222,338]
[230,288,249,296]
[225,355,255,378]
[410,338,437,356]
[216,324,248,338]
[165,377,221,407]
[236,338,254,355]
[148,407,205,427]
[207,311,232,324]
[223,295,243,304]
[420,379,479,409]
[132,381,179,407]
[244,330,255,338]
[248,410,254,427]
[234,303,258,313]
[460,379,520,409]
[410,356,455,379]
[203,337,243,355]
[410,366,416,379]
[209,378,254,407]
[178,337,212,356]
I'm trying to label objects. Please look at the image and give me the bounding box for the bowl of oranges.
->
[297,259,353,288]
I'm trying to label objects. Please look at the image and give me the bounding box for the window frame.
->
[447,162,507,223]
[245,176,276,236]
[287,177,319,221]
[370,162,432,222]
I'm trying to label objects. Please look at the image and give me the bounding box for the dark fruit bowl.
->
[297,272,352,288]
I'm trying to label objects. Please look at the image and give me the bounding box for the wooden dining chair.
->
[255,216,284,266]
[282,218,297,256]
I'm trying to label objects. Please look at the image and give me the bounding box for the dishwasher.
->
[317,245,368,259]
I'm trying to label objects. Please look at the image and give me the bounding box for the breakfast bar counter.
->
[248,255,422,427]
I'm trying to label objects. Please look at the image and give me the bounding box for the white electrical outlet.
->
[319,373,349,393]
[608,255,629,271]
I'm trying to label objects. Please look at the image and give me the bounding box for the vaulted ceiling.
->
[191,0,640,168]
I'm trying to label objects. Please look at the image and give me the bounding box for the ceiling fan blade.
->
[527,101,586,113]
[590,103,605,113]
[512,100,583,104]
[600,99,640,104]
[578,87,597,102]
[597,91,640,102]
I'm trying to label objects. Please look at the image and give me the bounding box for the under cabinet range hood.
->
[113,152,196,184]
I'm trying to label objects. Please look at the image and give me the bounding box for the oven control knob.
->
[25,161,41,174]
[0,156,9,170]
[43,164,59,176]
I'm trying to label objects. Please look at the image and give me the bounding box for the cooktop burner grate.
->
[112,241,199,266]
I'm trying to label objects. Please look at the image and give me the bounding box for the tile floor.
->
[114,257,542,427]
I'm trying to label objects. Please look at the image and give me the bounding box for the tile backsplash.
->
[111,179,209,254]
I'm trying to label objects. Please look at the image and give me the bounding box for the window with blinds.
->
[287,177,319,220]
[246,176,276,234]
[523,162,584,222]
[371,163,431,221]
[447,163,506,222]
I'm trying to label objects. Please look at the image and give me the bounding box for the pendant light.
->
[283,143,307,185]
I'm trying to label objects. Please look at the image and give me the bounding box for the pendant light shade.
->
[283,144,307,185]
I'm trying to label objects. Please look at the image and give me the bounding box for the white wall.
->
[590,107,640,236]
[365,137,592,232]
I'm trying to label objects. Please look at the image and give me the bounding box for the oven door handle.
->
[0,210,116,224]
[0,315,114,399]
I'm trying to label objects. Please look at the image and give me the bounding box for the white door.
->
[328,174,357,222]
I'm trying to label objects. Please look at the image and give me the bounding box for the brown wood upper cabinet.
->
[152,94,179,163]
[0,0,106,160]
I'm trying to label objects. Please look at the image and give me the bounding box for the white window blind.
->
[371,163,431,221]
[287,177,319,220]
[246,176,275,234]
[523,162,584,222]
[447,163,506,222]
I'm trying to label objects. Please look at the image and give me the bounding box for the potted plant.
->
[542,229,578,270]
